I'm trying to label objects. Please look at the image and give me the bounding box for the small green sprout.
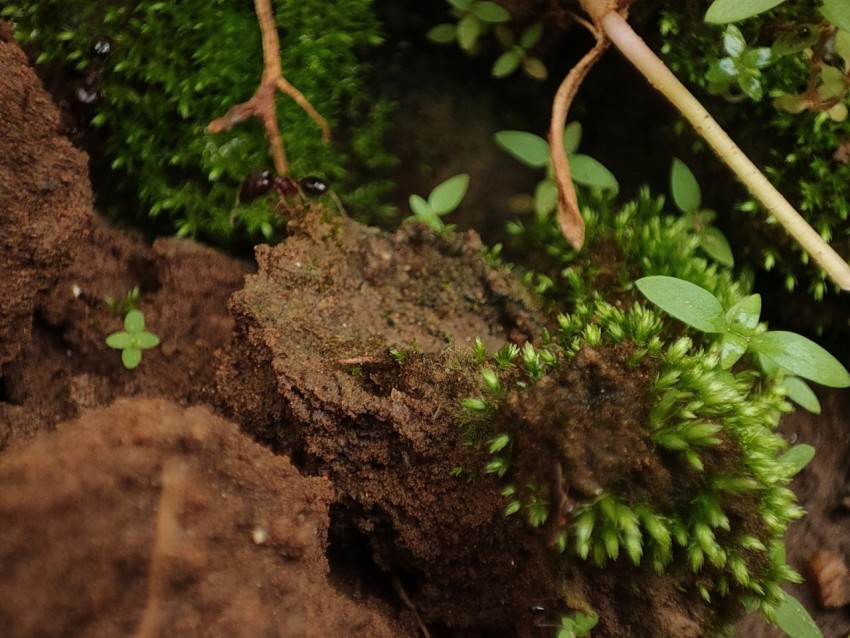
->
[636,276,850,395]
[406,174,470,232]
[705,25,776,101]
[427,0,511,52]
[670,159,734,267]
[491,22,547,80]
[105,309,161,370]
[494,123,618,219]
[104,285,141,317]
[555,610,599,638]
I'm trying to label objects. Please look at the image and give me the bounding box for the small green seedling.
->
[705,25,776,101]
[491,22,547,80]
[636,276,850,406]
[494,123,618,218]
[104,285,141,317]
[427,0,511,52]
[555,610,599,638]
[670,159,735,267]
[105,309,161,370]
[407,173,470,231]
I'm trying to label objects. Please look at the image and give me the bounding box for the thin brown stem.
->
[549,18,609,250]
[207,0,330,176]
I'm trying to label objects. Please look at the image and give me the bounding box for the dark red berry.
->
[299,176,329,196]
[240,170,274,201]
[273,175,299,198]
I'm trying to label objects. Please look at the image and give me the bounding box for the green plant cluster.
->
[2,0,396,246]
[656,1,850,297]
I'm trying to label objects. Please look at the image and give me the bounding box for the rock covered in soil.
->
[0,398,411,638]
[0,21,92,372]
[216,208,554,631]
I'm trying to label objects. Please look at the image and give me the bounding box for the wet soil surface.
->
[3,20,850,638]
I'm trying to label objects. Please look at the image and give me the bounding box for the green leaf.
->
[635,276,728,333]
[751,332,850,387]
[722,25,747,58]
[772,590,823,638]
[780,443,816,476]
[473,1,511,23]
[562,122,582,155]
[122,348,143,369]
[743,47,774,69]
[521,56,548,81]
[822,0,850,33]
[136,332,161,350]
[492,49,521,78]
[785,377,821,413]
[124,309,146,333]
[457,14,480,51]
[705,0,788,24]
[519,22,544,49]
[725,294,761,331]
[707,58,739,82]
[106,332,135,350]
[409,194,432,218]
[428,174,470,214]
[493,130,550,168]
[569,154,619,193]
[670,159,701,213]
[737,71,764,100]
[719,332,748,369]
[427,23,457,44]
[534,179,558,216]
[447,0,472,10]
[698,226,735,266]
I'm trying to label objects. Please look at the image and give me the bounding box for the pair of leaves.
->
[494,124,618,217]
[427,0,510,51]
[706,25,775,101]
[491,22,547,80]
[670,159,735,266]
[408,174,470,231]
[105,309,161,369]
[635,276,850,389]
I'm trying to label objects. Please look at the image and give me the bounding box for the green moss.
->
[2,0,396,246]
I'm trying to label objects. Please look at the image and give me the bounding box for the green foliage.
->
[706,25,776,101]
[636,275,850,388]
[772,590,824,638]
[104,285,140,317]
[428,0,548,81]
[555,610,599,638]
[494,123,618,220]
[2,0,395,245]
[105,309,160,369]
[705,0,788,23]
[406,174,470,231]
[670,159,734,266]
[659,2,850,296]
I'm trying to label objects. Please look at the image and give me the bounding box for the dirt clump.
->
[0,398,412,638]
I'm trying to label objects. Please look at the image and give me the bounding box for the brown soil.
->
[3,19,850,638]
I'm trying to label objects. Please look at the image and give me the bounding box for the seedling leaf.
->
[519,22,543,49]
[562,121,582,155]
[636,276,728,333]
[723,25,747,57]
[136,332,161,350]
[772,590,823,638]
[492,49,521,77]
[427,24,457,44]
[409,194,432,218]
[705,0,787,24]
[784,377,821,414]
[779,444,816,476]
[699,226,735,267]
[725,294,761,331]
[122,348,142,370]
[751,332,850,387]
[494,130,550,168]
[671,159,702,213]
[106,333,135,349]
[569,154,619,193]
[428,174,469,214]
[124,309,146,333]
[473,1,510,23]
[719,332,748,369]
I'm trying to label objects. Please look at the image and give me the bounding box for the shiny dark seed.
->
[299,176,329,196]
[273,175,299,198]
[240,170,274,201]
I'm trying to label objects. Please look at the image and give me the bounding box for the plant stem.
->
[595,7,850,290]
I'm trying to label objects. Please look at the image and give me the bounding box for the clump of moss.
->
[652,1,850,299]
[2,0,396,246]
